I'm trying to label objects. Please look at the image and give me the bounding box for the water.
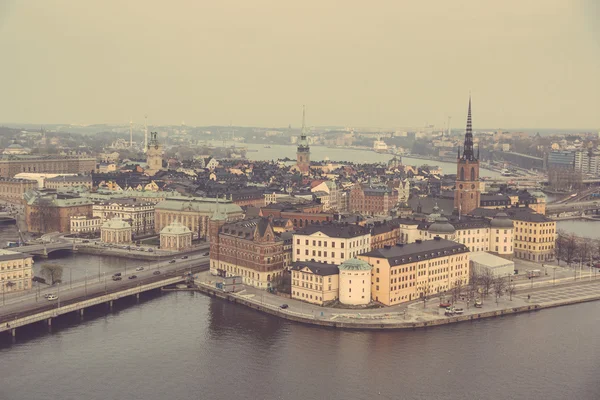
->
[0,284,598,400]
[557,220,600,239]
[219,142,502,178]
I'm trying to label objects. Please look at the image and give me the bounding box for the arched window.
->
[460,167,465,181]
[470,167,475,181]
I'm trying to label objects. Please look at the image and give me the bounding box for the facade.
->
[291,261,339,305]
[311,181,340,211]
[512,211,555,262]
[0,155,96,178]
[70,215,102,235]
[155,197,244,239]
[100,218,132,244]
[145,132,164,176]
[454,97,481,215]
[209,216,286,289]
[292,223,371,265]
[160,221,193,251]
[295,107,311,174]
[470,251,515,278]
[0,249,33,293]
[338,258,372,306]
[349,184,397,215]
[44,175,93,191]
[24,190,93,233]
[359,238,470,306]
[0,178,37,203]
[93,199,155,235]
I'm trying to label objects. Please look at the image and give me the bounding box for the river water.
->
[557,220,600,239]
[0,287,598,400]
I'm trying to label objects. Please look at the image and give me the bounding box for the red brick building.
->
[454,97,481,215]
[349,184,397,215]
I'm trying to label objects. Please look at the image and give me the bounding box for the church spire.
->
[461,95,475,161]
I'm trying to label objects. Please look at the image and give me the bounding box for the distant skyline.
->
[0,1,598,130]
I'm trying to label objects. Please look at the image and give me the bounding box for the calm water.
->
[557,220,600,239]
[219,141,502,178]
[0,289,598,400]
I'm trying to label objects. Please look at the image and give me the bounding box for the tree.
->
[468,269,480,306]
[39,263,63,285]
[451,279,463,304]
[564,234,578,267]
[493,276,507,304]
[417,282,431,308]
[507,277,517,301]
[480,270,495,299]
[554,231,566,266]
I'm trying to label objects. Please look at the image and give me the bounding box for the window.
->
[341,243,345,249]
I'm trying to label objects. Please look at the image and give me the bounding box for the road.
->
[0,254,210,324]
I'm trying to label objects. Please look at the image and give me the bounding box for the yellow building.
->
[338,258,372,306]
[0,249,33,293]
[358,238,470,306]
[160,221,193,251]
[291,261,339,305]
[101,218,132,244]
[512,211,555,262]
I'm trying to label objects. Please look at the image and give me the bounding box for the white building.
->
[70,215,102,235]
[101,218,132,244]
[93,199,155,235]
[292,224,371,265]
[470,251,515,277]
[338,258,372,306]
[311,181,340,211]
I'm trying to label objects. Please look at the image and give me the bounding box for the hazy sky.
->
[0,0,598,129]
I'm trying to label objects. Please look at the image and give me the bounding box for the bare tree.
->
[554,231,566,266]
[451,279,463,304]
[468,269,480,306]
[493,276,507,304]
[480,270,495,299]
[417,282,431,308]
[39,263,64,285]
[564,234,578,267]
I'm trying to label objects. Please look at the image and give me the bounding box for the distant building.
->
[93,199,155,236]
[338,258,372,306]
[70,215,102,235]
[0,178,37,204]
[45,175,93,191]
[293,107,311,174]
[2,141,31,155]
[291,261,339,305]
[145,132,163,176]
[0,249,33,293]
[0,155,95,178]
[160,221,192,251]
[454,97,481,215]
[24,190,93,233]
[100,217,132,244]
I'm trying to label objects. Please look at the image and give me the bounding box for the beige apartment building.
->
[292,224,371,265]
[291,261,339,305]
[0,249,34,293]
[0,178,37,204]
[93,199,155,235]
[358,238,469,306]
[512,212,556,262]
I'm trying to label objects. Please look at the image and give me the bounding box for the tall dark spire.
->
[461,95,475,161]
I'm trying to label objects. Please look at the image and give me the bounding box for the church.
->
[291,106,311,174]
[145,131,163,176]
[454,96,481,215]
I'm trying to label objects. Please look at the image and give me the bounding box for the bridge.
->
[546,201,600,219]
[0,255,210,339]
[8,242,75,257]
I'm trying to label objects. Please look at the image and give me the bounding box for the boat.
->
[373,139,388,153]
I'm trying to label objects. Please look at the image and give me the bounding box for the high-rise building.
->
[454,96,481,215]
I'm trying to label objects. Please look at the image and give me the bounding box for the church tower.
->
[454,96,481,215]
[146,131,163,176]
[296,106,311,174]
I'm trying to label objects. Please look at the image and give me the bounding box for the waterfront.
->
[557,219,600,239]
[213,141,503,178]
[0,289,598,400]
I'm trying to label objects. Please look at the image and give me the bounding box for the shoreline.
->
[193,281,600,330]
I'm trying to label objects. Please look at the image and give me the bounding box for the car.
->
[147,248,154,252]
[128,275,137,279]
[153,271,161,275]
[112,276,122,281]
[181,256,188,259]
[135,266,144,271]
[82,240,89,243]
[43,293,54,299]
[203,252,209,256]
[280,304,289,309]
[439,302,452,308]
[169,259,176,264]
[47,294,58,301]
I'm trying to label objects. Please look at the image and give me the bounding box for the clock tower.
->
[146,131,163,176]
[454,96,481,215]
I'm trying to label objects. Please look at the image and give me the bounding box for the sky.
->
[0,0,598,130]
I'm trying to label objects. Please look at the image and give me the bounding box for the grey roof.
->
[291,261,339,276]
[338,258,372,271]
[156,197,243,215]
[361,239,469,267]
[428,217,456,234]
[46,175,92,183]
[0,249,32,261]
[102,217,131,229]
[161,221,192,235]
[490,212,514,228]
[295,223,370,238]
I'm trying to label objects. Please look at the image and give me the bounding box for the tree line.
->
[554,230,599,268]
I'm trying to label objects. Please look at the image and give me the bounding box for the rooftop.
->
[361,238,468,267]
[291,261,339,276]
[295,223,370,238]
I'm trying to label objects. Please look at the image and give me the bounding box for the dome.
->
[102,217,131,230]
[161,220,192,235]
[428,216,456,234]
[491,212,514,229]
[338,258,372,271]
[6,142,23,149]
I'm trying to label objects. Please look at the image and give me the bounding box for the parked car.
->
[153,271,161,275]
[203,252,209,256]
[128,275,137,279]
[112,276,122,281]
[82,240,89,243]
[47,294,58,301]
[135,267,144,271]
[43,293,53,299]
[439,302,451,308]
[280,304,289,309]
[147,248,154,252]
[181,256,188,259]
[169,259,176,264]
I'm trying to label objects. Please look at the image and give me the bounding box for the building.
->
[311,181,340,211]
[295,106,311,174]
[470,251,515,278]
[100,217,132,244]
[259,205,332,229]
[0,249,33,293]
[291,261,339,305]
[292,223,371,265]
[209,216,286,289]
[358,238,470,306]
[145,132,164,176]
[338,258,372,306]
[24,190,93,233]
[160,221,193,251]
[93,199,155,235]
[2,141,31,155]
[0,178,37,203]
[0,155,96,178]
[70,215,102,235]
[44,175,93,191]
[155,197,244,239]
[454,97,481,215]
[349,184,397,215]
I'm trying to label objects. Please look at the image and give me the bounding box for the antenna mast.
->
[143,115,148,153]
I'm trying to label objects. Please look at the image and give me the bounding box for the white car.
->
[135,266,144,271]
[47,294,58,301]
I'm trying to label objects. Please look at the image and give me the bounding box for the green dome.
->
[338,258,372,271]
